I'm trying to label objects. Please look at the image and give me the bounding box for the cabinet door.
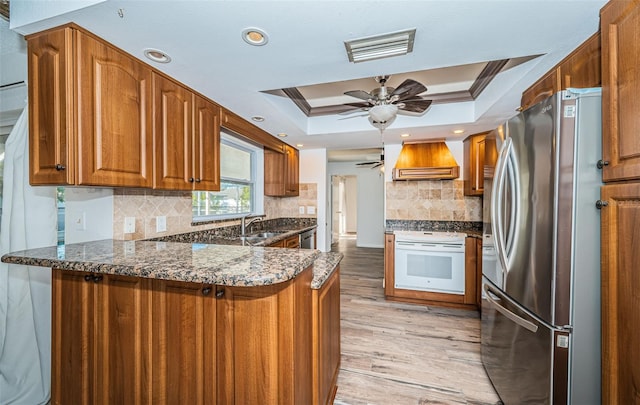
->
[559,32,601,89]
[152,280,216,404]
[601,182,640,405]
[464,133,487,196]
[463,237,478,305]
[601,0,640,182]
[52,270,95,405]
[264,148,286,196]
[76,32,153,187]
[153,74,194,190]
[28,27,75,185]
[312,268,341,405]
[520,68,560,111]
[93,274,152,404]
[383,233,395,298]
[285,145,300,196]
[193,95,221,191]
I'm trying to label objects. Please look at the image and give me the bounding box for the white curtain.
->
[0,105,57,404]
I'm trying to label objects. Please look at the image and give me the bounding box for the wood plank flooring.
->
[331,238,501,405]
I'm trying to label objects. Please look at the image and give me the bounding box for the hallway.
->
[332,238,500,405]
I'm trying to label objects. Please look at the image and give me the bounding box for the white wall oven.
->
[394,231,467,294]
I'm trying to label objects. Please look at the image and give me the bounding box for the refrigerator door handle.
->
[483,283,538,333]
[491,138,512,283]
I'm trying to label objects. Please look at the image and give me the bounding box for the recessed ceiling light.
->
[251,116,265,122]
[277,133,288,137]
[242,28,269,46]
[453,129,465,134]
[400,133,411,138]
[296,144,304,147]
[143,48,171,63]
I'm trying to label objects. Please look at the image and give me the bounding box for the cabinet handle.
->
[215,289,224,298]
[55,164,66,171]
[93,275,104,283]
[596,160,610,169]
[84,275,93,282]
[202,287,211,296]
[195,178,201,183]
[188,177,195,183]
[595,200,609,209]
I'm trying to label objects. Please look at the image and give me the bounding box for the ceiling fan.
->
[342,75,433,129]
[355,149,384,169]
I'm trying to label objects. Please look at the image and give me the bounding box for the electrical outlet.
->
[156,216,167,232]
[124,217,136,234]
[307,206,316,215]
[299,206,305,214]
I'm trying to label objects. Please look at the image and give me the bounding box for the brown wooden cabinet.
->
[601,0,640,182]
[521,68,560,112]
[265,144,300,197]
[463,132,488,196]
[153,74,220,191]
[521,32,601,111]
[28,26,153,187]
[600,1,640,403]
[216,267,313,405]
[312,267,341,405]
[151,280,217,404]
[52,266,317,404]
[600,182,640,405]
[52,270,152,405]
[268,234,300,248]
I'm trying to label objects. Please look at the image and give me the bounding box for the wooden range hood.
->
[392,140,460,181]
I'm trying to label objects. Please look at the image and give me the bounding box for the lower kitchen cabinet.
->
[151,280,217,404]
[601,182,640,404]
[269,234,300,248]
[383,234,480,309]
[216,267,313,405]
[52,270,152,405]
[312,267,341,405]
[52,266,315,404]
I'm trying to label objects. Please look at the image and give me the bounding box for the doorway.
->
[331,175,357,243]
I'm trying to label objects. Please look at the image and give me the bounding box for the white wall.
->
[327,161,384,248]
[344,176,357,233]
[299,149,329,252]
[64,188,114,243]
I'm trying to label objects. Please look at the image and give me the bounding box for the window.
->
[192,133,263,220]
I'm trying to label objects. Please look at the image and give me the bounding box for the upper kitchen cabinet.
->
[265,144,299,197]
[521,32,601,111]
[153,74,221,191]
[463,131,489,196]
[521,68,560,112]
[220,108,284,152]
[601,0,640,182]
[28,25,153,187]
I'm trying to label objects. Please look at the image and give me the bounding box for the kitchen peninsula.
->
[2,240,342,405]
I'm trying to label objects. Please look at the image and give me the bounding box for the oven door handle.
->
[483,283,538,333]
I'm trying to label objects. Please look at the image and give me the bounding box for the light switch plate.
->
[299,206,305,214]
[75,212,86,231]
[307,206,316,215]
[124,217,136,234]
[156,216,167,232]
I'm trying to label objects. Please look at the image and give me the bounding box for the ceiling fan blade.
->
[391,79,427,101]
[371,162,383,169]
[398,98,433,113]
[355,161,377,166]
[344,90,373,101]
[339,112,370,120]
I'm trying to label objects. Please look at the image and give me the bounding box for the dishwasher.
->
[299,229,316,249]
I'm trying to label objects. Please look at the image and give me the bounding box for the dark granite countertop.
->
[1,239,341,289]
[384,220,482,238]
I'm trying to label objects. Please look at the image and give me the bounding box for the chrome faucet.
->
[240,215,264,236]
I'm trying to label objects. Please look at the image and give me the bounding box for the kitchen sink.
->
[240,231,288,245]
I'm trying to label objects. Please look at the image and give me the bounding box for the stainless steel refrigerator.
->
[481,89,602,405]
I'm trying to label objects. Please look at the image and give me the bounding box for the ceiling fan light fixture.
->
[369,104,398,123]
[344,29,416,63]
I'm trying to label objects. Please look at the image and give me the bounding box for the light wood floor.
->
[331,238,501,405]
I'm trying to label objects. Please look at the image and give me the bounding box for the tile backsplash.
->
[385,179,482,221]
[113,183,318,240]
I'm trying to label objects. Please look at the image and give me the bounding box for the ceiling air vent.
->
[344,28,416,63]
